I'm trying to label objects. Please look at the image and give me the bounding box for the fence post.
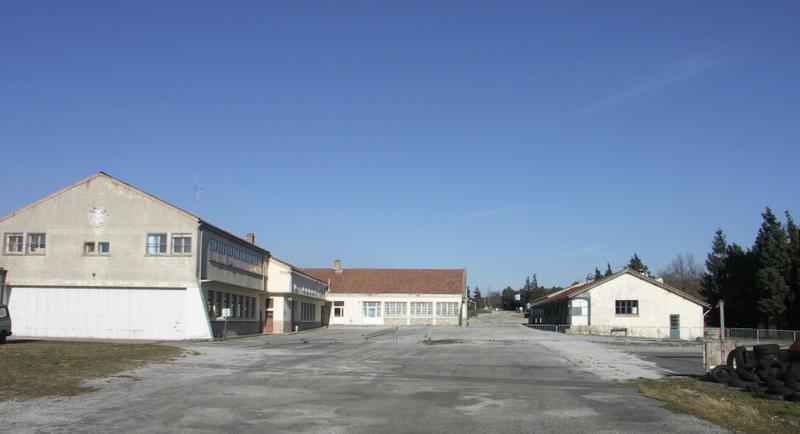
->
[756,329,760,343]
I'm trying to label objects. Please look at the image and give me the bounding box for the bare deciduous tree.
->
[659,253,704,297]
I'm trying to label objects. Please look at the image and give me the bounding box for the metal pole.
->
[719,301,725,342]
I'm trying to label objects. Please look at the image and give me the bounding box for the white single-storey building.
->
[266,257,330,333]
[531,268,710,340]
[303,261,467,326]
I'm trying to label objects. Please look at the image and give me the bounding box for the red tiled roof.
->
[531,281,592,307]
[301,268,466,295]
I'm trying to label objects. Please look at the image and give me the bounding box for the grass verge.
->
[630,376,800,434]
[0,340,184,402]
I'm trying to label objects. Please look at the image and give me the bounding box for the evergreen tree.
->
[605,263,613,277]
[594,268,603,280]
[628,253,649,274]
[786,212,800,329]
[472,286,483,305]
[752,208,791,328]
[701,229,727,305]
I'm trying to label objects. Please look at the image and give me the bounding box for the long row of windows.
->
[208,238,263,274]
[354,301,461,318]
[207,290,257,320]
[4,233,46,255]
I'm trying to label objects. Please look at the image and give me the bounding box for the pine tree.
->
[605,263,613,277]
[752,208,791,328]
[785,212,800,329]
[628,253,649,274]
[701,229,728,305]
[594,268,603,280]
[472,286,483,305]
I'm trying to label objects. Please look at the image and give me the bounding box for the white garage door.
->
[8,286,189,340]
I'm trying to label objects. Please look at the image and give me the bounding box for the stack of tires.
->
[709,344,800,401]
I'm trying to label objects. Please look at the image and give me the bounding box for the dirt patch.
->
[0,340,183,402]
[631,376,800,434]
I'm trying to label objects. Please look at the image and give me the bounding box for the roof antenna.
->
[194,176,204,214]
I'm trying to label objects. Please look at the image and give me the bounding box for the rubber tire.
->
[726,348,736,367]
[735,367,760,382]
[728,378,756,389]
[753,344,780,358]
[710,365,736,384]
[756,359,785,381]
[785,368,800,392]
[755,391,784,400]
[745,383,769,393]
[733,346,757,370]
[0,331,6,345]
[765,377,796,397]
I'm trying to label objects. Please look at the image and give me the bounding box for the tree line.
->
[702,208,800,329]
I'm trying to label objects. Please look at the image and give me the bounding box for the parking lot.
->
[0,312,725,433]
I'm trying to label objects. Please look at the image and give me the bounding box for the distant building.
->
[0,172,272,340]
[304,261,467,326]
[266,257,329,333]
[530,268,710,340]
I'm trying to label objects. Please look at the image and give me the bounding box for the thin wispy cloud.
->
[458,206,527,221]
[579,55,720,114]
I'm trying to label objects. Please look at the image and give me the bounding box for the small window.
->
[146,233,167,255]
[98,242,110,254]
[0,306,7,318]
[5,233,24,254]
[84,242,96,255]
[172,234,192,255]
[334,301,344,317]
[27,233,46,254]
[615,300,639,315]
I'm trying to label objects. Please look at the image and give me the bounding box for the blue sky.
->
[1,1,798,290]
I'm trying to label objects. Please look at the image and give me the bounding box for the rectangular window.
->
[98,242,110,254]
[5,233,24,254]
[172,234,192,255]
[410,302,433,317]
[207,290,215,317]
[146,233,167,255]
[301,302,315,321]
[84,242,96,255]
[215,292,223,317]
[385,301,407,317]
[615,300,639,315]
[334,301,344,317]
[250,298,256,319]
[436,302,459,317]
[362,301,381,318]
[27,233,46,254]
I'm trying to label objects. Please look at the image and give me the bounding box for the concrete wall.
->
[7,286,211,340]
[327,293,463,326]
[0,175,200,288]
[577,273,705,340]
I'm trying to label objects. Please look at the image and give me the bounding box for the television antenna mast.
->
[193,177,204,214]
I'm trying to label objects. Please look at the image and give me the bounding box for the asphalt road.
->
[0,312,726,433]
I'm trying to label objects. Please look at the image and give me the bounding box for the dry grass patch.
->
[0,340,184,402]
[631,376,800,434]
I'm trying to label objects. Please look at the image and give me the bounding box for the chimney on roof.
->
[246,233,255,244]
[333,259,343,274]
